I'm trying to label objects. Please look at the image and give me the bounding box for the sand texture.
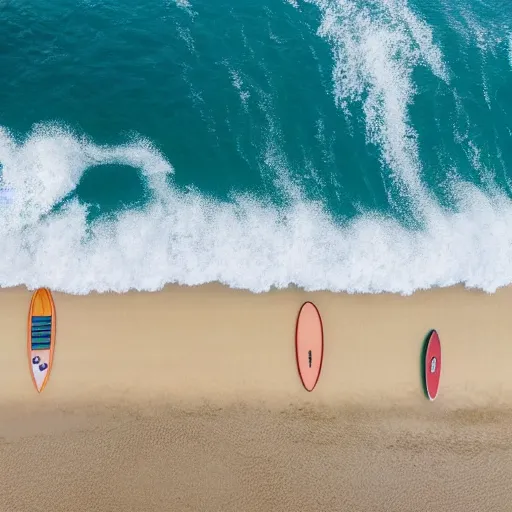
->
[2,284,512,511]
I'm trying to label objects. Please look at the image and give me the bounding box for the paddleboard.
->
[424,329,441,401]
[27,288,56,393]
[295,301,323,392]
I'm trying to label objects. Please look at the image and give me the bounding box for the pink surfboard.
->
[295,301,324,392]
[424,329,441,401]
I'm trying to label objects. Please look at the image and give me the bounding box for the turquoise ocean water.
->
[0,0,511,294]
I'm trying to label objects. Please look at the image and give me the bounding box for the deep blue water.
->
[0,0,511,294]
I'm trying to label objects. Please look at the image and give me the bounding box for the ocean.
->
[0,0,511,294]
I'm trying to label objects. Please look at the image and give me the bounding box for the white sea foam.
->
[229,69,251,109]
[459,9,507,58]
[176,24,197,55]
[458,11,508,110]
[0,1,510,296]
[304,0,449,210]
[174,0,191,10]
[2,124,512,295]
[169,0,195,17]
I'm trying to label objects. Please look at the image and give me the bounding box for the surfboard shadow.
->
[420,329,435,399]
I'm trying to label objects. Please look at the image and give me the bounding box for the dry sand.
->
[1,284,512,511]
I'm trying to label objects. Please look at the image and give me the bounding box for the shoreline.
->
[3,282,512,511]
[2,282,512,407]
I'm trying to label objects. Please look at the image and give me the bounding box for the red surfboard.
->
[424,329,441,401]
[295,302,324,392]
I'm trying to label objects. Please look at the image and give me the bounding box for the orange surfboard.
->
[295,301,324,392]
[27,288,56,393]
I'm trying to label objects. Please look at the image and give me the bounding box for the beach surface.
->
[2,284,512,511]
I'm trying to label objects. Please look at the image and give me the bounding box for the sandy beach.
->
[2,284,512,511]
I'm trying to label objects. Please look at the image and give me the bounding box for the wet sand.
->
[1,284,512,511]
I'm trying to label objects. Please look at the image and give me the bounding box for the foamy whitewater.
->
[0,0,511,294]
